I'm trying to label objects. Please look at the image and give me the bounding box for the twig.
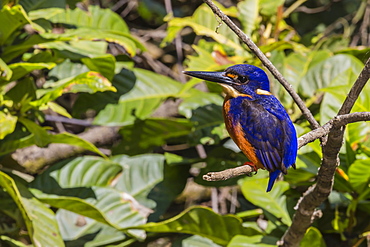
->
[203,112,370,181]
[11,126,120,173]
[202,0,320,130]
[281,59,370,247]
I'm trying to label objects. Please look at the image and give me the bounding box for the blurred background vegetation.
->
[0,0,369,246]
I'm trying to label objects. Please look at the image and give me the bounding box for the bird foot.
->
[243,162,258,175]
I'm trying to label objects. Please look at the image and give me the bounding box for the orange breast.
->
[223,99,264,169]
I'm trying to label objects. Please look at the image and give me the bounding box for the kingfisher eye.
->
[238,76,248,83]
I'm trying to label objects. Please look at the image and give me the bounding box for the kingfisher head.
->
[184,64,271,98]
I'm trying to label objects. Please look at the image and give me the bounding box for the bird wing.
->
[238,96,295,174]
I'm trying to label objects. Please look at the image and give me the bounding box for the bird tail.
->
[267,170,281,192]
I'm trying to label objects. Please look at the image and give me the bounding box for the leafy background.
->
[0,0,369,246]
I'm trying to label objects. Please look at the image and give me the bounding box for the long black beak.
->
[183,71,234,85]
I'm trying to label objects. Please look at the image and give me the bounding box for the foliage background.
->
[0,0,369,246]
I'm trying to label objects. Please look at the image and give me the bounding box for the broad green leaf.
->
[45,59,90,82]
[175,235,222,247]
[0,58,12,81]
[46,5,129,33]
[228,235,278,246]
[5,77,36,102]
[283,50,331,92]
[163,4,241,50]
[188,102,226,145]
[300,54,363,98]
[19,0,65,12]
[240,178,291,225]
[81,55,116,81]
[47,101,72,118]
[300,227,327,247]
[0,5,30,46]
[238,0,259,36]
[17,118,105,157]
[0,111,18,139]
[50,132,106,157]
[38,40,108,58]
[129,206,260,246]
[111,154,189,220]
[33,71,115,106]
[31,156,121,189]
[40,28,143,57]
[348,159,370,194]
[94,68,184,126]
[118,118,193,155]
[0,235,27,247]
[30,157,149,238]
[28,7,64,20]
[0,126,34,156]
[8,62,55,81]
[1,34,52,63]
[259,0,284,16]
[18,117,50,147]
[56,210,130,245]
[179,90,223,118]
[0,171,64,246]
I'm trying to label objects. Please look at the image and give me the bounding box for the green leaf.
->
[163,4,241,50]
[300,227,327,247]
[283,50,331,93]
[33,71,116,106]
[0,5,31,46]
[19,0,65,12]
[30,156,122,189]
[259,0,284,16]
[0,58,12,81]
[18,117,50,146]
[238,0,259,36]
[30,156,149,238]
[8,62,55,81]
[228,235,279,246]
[40,28,143,57]
[300,54,363,98]
[46,5,129,33]
[38,40,108,58]
[0,125,35,156]
[17,117,105,157]
[0,171,64,246]
[179,90,223,118]
[81,55,116,81]
[117,118,193,155]
[175,235,222,247]
[348,159,370,194]
[129,206,260,246]
[0,111,18,139]
[240,178,291,225]
[94,68,184,126]
[111,154,189,220]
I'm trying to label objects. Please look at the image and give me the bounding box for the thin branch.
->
[12,126,120,173]
[203,112,370,182]
[202,0,320,130]
[281,60,370,246]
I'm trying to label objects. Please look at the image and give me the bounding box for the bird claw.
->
[243,161,258,175]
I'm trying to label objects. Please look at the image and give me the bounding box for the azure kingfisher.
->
[184,64,297,192]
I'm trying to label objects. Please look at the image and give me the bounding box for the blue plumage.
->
[184,64,298,192]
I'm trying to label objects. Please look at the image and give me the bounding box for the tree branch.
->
[203,112,370,181]
[202,0,320,130]
[281,58,370,247]
[11,126,121,173]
